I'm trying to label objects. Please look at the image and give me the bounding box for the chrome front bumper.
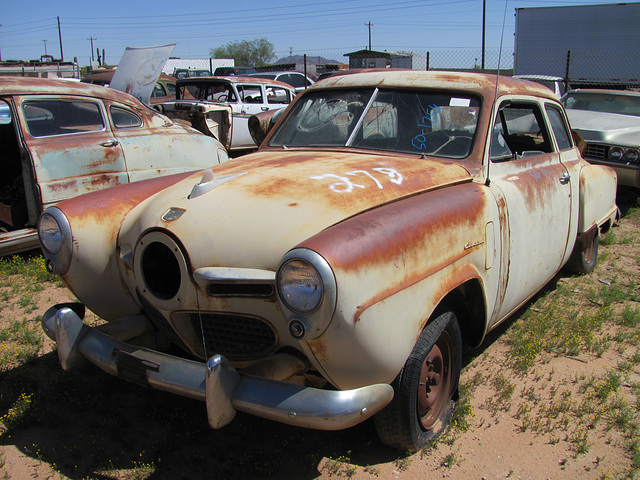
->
[42,304,394,430]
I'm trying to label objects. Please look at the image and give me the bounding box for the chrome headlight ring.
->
[623,148,639,164]
[277,248,337,340]
[38,207,72,275]
[608,145,640,164]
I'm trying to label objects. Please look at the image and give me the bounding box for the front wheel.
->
[375,310,462,452]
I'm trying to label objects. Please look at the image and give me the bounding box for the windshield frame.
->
[268,86,482,159]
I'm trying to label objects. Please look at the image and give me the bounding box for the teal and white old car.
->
[0,77,230,256]
[40,71,617,451]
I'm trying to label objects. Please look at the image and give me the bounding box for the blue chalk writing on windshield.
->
[412,105,442,151]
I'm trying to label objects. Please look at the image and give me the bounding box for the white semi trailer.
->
[514,3,640,88]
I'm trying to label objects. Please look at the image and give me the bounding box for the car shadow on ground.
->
[1,350,403,480]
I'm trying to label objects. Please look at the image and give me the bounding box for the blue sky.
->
[0,0,631,66]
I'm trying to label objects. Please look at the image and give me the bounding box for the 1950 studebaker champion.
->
[39,70,618,451]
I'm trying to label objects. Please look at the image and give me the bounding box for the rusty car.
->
[39,70,617,451]
[0,76,231,256]
[158,76,295,152]
[563,89,640,188]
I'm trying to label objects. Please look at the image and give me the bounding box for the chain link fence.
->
[271,47,640,90]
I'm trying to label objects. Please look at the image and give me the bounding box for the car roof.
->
[513,74,564,81]
[563,88,640,98]
[0,76,147,108]
[176,76,294,90]
[82,71,177,84]
[307,69,558,100]
[249,71,305,76]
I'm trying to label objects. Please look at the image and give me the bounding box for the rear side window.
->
[545,105,572,151]
[23,99,104,137]
[110,106,142,128]
[282,73,306,88]
[267,86,292,105]
[151,83,167,98]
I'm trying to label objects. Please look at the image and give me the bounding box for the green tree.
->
[210,38,275,67]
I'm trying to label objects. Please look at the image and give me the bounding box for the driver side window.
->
[490,102,553,161]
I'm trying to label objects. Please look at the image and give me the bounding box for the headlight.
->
[608,146,624,161]
[38,207,72,275]
[623,148,639,163]
[277,259,323,314]
[38,213,62,254]
[277,249,337,340]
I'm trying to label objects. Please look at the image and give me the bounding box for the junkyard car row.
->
[38,70,618,452]
[0,77,230,255]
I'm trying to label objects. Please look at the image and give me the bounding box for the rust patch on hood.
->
[56,171,198,222]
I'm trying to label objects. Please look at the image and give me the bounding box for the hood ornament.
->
[189,169,247,199]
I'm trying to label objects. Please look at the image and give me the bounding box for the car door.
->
[231,83,266,149]
[110,103,224,182]
[15,95,127,207]
[487,98,573,325]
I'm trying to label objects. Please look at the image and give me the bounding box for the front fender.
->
[298,183,494,389]
[47,171,198,320]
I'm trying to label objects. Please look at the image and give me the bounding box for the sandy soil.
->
[0,189,638,480]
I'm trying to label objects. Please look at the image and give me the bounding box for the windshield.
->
[178,82,236,102]
[563,92,640,117]
[269,88,480,158]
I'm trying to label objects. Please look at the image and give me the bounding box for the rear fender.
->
[578,164,618,233]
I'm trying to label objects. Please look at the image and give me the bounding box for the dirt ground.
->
[0,188,638,480]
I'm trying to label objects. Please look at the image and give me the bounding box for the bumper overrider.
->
[42,303,394,430]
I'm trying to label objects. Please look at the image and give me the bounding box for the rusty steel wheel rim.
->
[583,239,596,264]
[418,331,452,430]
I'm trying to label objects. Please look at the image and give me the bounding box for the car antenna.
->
[486,0,510,187]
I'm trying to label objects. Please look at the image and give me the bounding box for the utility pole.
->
[87,37,97,62]
[481,0,486,70]
[42,39,48,56]
[57,16,64,61]
[365,22,374,50]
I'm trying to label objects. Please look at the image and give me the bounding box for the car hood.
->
[566,109,640,146]
[121,150,472,270]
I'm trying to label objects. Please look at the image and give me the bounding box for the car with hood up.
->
[39,70,617,452]
[563,89,640,188]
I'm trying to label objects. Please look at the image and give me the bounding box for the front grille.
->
[584,143,607,160]
[187,312,277,361]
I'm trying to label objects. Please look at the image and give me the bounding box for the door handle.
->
[261,107,269,111]
[100,140,119,147]
[559,172,570,185]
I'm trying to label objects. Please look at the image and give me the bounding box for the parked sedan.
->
[563,89,640,188]
[0,77,230,255]
[160,76,295,152]
[40,71,617,452]
[247,71,314,92]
